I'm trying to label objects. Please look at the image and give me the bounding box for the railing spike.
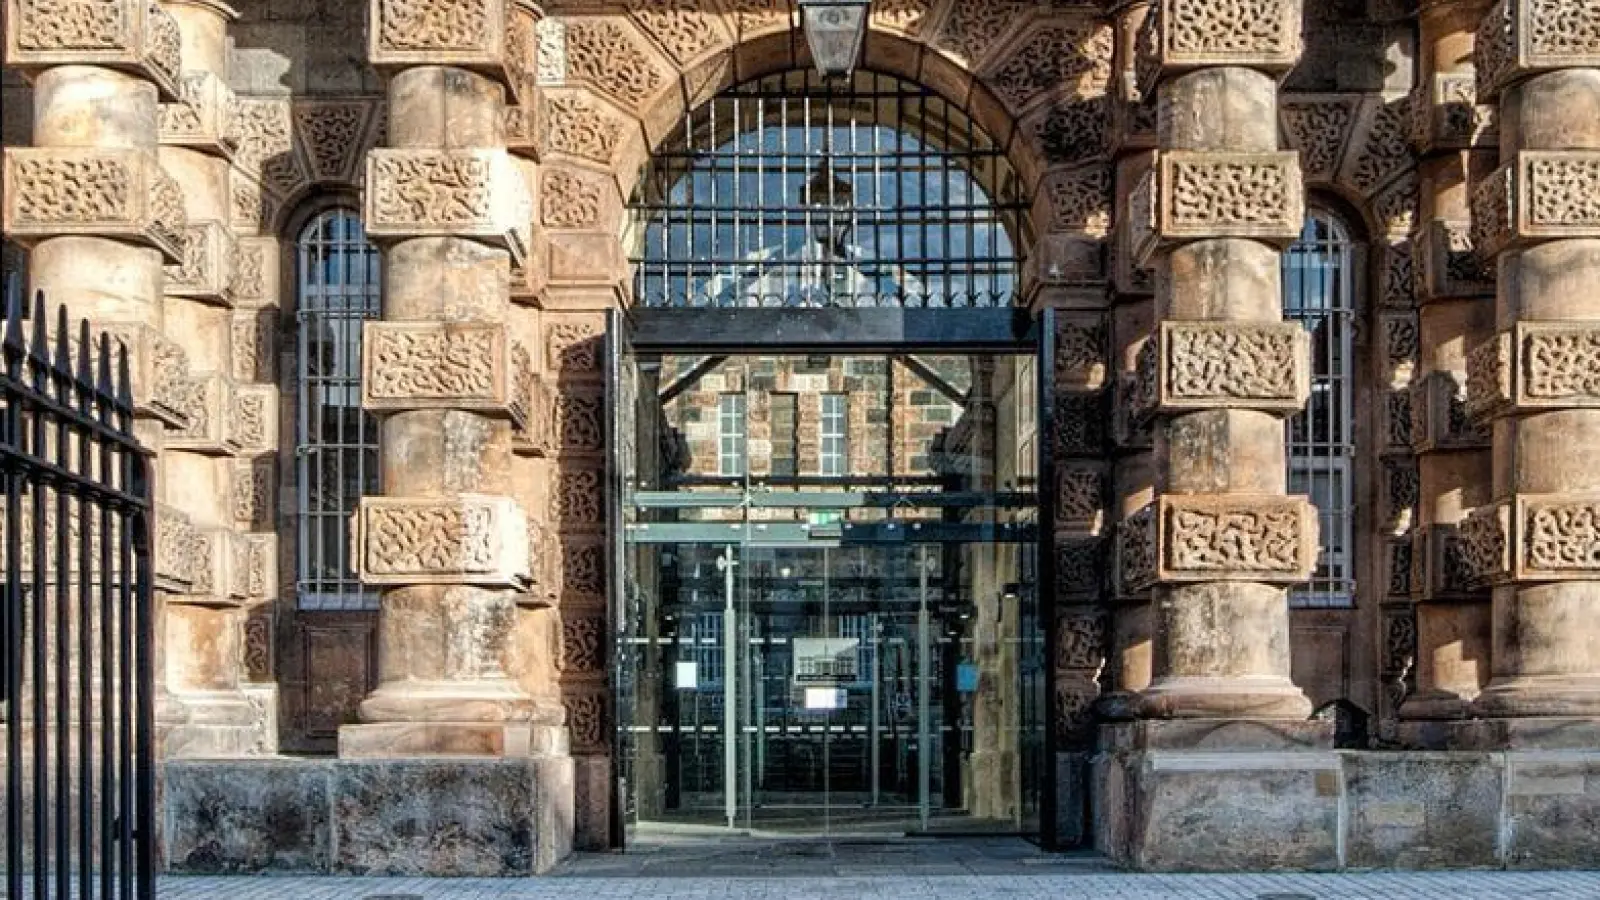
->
[54,304,73,400]
[76,318,95,404]
[28,290,49,387]
[115,341,134,414]
[2,278,23,363]
[97,331,116,420]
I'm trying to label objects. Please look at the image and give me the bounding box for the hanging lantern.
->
[799,0,871,79]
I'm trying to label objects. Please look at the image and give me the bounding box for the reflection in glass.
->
[617,353,1042,838]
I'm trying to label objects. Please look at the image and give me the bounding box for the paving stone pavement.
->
[157,838,1600,899]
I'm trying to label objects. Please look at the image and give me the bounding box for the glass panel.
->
[619,352,1040,838]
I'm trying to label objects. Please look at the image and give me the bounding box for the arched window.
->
[295,207,382,611]
[1283,209,1358,608]
[629,69,1027,308]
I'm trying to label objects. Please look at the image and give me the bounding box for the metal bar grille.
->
[2,289,156,900]
[295,208,382,612]
[1283,210,1357,608]
[630,70,1027,309]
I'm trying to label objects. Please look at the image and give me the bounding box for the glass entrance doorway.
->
[614,351,1042,838]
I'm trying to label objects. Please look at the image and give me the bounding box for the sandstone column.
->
[1124,0,1315,721]
[2,0,206,739]
[1398,0,1498,743]
[1460,0,1600,736]
[154,0,277,757]
[339,0,552,757]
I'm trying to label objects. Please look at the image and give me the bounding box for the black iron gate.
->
[2,289,156,900]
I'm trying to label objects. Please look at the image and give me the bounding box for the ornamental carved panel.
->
[231,457,277,530]
[369,0,514,82]
[930,0,1029,68]
[541,167,606,230]
[1055,609,1108,672]
[1468,324,1600,422]
[293,100,380,186]
[1414,220,1494,303]
[561,18,668,113]
[555,394,604,455]
[364,149,532,262]
[563,689,607,753]
[1411,523,1480,602]
[550,468,605,531]
[98,322,191,429]
[1053,313,1108,392]
[560,612,605,674]
[1279,98,1356,185]
[362,323,521,420]
[1159,495,1317,583]
[1140,0,1302,83]
[159,71,239,157]
[1523,497,1600,576]
[1038,165,1112,237]
[154,504,201,593]
[1410,72,1497,153]
[1410,370,1488,453]
[6,0,181,98]
[1115,504,1157,597]
[2,147,186,263]
[167,374,245,456]
[1476,0,1600,101]
[1056,538,1104,602]
[1472,151,1600,259]
[164,220,237,306]
[1134,151,1304,262]
[626,0,728,66]
[1457,503,1510,588]
[541,92,624,166]
[984,21,1113,115]
[1154,321,1310,414]
[1055,463,1106,534]
[544,318,604,375]
[358,495,532,588]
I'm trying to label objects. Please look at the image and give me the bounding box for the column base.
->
[1398,687,1478,721]
[1137,676,1313,720]
[161,688,270,758]
[355,678,546,725]
[338,722,570,758]
[1473,675,1600,719]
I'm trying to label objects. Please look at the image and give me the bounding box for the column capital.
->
[3,0,183,98]
[1135,0,1303,96]
[1475,0,1600,102]
[356,495,533,590]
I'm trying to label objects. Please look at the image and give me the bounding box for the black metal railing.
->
[2,289,155,900]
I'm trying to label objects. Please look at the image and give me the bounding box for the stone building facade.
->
[2,0,1600,876]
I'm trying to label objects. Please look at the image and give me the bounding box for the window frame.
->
[819,393,848,477]
[1283,207,1359,609]
[292,204,383,612]
[718,392,747,477]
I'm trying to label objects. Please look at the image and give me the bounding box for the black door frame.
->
[607,305,1065,848]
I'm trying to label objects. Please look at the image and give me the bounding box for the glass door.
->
[616,351,1042,839]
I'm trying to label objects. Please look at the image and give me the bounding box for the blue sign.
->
[957,662,979,693]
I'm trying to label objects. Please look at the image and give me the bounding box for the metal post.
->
[917,546,932,832]
[718,546,738,829]
[869,614,880,806]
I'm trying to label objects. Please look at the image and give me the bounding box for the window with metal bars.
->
[295,207,382,611]
[718,393,746,477]
[819,393,848,477]
[1283,209,1358,609]
[628,69,1028,308]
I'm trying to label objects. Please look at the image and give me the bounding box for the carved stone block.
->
[1468,323,1600,421]
[1413,219,1494,303]
[164,220,238,307]
[4,0,182,99]
[1471,151,1600,259]
[101,322,191,429]
[356,494,532,589]
[504,102,542,162]
[1132,151,1305,264]
[154,504,201,593]
[362,322,524,425]
[1055,462,1108,534]
[1157,494,1318,584]
[1115,503,1157,597]
[1410,369,1489,453]
[368,0,529,104]
[1151,320,1310,415]
[1137,0,1302,84]
[159,71,240,158]
[2,147,186,263]
[185,527,254,605]
[228,237,279,309]
[364,149,533,265]
[1475,0,1600,101]
[1053,312,1109,392]
[1461,493,1600,584]
[1410,523,1482,602]
[168,374,269,457]
[512,365,557,457]
[1409,72,1496,153]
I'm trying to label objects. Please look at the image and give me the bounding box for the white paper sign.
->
[675,661,698,690]
[804,687,846,711]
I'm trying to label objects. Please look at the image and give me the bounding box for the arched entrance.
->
[609,69,1054,844]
